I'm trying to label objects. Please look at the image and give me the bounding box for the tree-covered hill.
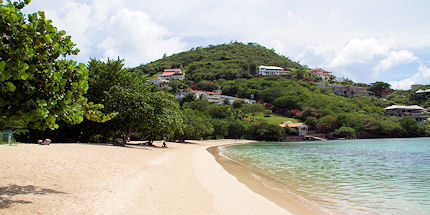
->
[131,42,308,82]
[386,85,430,107]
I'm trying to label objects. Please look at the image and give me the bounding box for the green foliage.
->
[304,116,318,129]
[273,95,301,110]
[368,82,391,97]
[254,113,298,125]
[248,122,284,141]
[386,85,430,108]
[232,99,245,109]
[335,126,357,138]
[318,115,340,133]
[0,1,110,130]
[211,118,229,139]
[400,117,426,136]
[132,42,306,81]
[179,109,213,140]
[228,119,248,139]
[240,103,265,114]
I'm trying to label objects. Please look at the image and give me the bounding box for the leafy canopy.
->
[0,0,111,130]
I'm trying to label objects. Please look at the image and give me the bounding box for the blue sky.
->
[23,0,430,89]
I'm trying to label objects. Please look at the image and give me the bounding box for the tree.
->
[400,117,425,136]
[335,126,356,138]
[317,115,340,133]
[0,0,110,130]
[228,119,247,140]
[232,99,245,108]
[304,116,318,129]
[140,91,184,144]
[249,122,284,141]
[368,82,391,98]
[178,109,213,141]
[273,95,301,110]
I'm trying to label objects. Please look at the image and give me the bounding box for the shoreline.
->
[0,140,299,215]
[207,144,331,215]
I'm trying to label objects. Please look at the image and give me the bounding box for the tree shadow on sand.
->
[0,185,67,209]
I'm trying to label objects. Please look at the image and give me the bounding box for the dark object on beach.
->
[39,139,51,145]
[162,142,167,148]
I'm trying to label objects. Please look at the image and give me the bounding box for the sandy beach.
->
[0,140,323,215]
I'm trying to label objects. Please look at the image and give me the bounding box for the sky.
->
[22,0,430,89]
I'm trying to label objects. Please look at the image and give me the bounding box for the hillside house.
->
[185,89,222,103]
[280,123,308,136]
[258,65,289,76]
[411,84,423,89]
[317,83,374,98]
[175,90,256,105]
[147,77,170,88]
[309,68,331,79]
[384,105,428,124]
[162,68,185,81]
[219,95,256,105]
[415,89,430,98]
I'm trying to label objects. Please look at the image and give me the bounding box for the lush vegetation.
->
[386,85,430,107]
[0,0,112,131]
[2,1,428,144]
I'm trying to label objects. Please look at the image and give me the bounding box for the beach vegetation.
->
[0,0,113,131]
[335,126,357,138]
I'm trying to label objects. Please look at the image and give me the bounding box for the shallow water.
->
[222,138,430,215]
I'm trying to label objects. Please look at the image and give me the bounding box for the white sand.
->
[0,140,294,215]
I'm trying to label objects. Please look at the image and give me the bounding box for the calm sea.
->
[222,138,430,215]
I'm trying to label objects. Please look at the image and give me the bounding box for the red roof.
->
[162,71,176,76]
[162,68,182,77]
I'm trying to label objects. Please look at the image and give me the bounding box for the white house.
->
[219,95,256,105]
[258,65,289,76]
[384,105,428,124]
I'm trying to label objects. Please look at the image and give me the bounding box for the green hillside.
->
[386,85,430,107]
[131,42,308,82]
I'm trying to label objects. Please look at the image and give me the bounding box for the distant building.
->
[186,89,222,103]
[280,123,308,136]
[415,89,430,95]
[258,65,289,76]
[162,68,184,80]
[219,95,256,105]
[175,90,256,105]
[411,84,423,89]
[147,77,170,88]
[309,68,332,79]
[317,83,375,97]
[384,105,428,124]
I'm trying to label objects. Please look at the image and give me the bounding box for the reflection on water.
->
[223,138,430,215]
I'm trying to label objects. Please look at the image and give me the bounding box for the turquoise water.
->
[222,138,430,215]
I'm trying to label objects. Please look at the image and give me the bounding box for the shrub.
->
[335,126,356,138]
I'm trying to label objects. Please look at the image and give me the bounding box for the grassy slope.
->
[254,113,298,125]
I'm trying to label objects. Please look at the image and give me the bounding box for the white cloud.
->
[327,38,395,68]
[23,0,430,85]
[390,64,430,89]
[286,10,304,25]
[98,8,186,66]
[374,50,418,71]
[27,0,186,67]
[329,10,340,23]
